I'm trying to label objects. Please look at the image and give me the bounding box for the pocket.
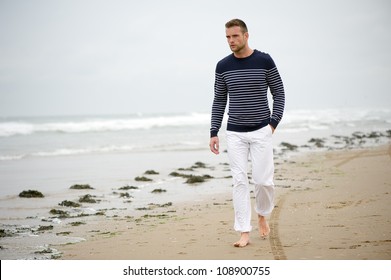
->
[261,125,273,136]
[268,125,274,135]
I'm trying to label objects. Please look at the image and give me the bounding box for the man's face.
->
[226,26,248,53]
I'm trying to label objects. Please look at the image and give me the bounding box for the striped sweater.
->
[210,49,285,137]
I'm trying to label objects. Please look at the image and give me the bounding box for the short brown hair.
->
[225,19,248,33]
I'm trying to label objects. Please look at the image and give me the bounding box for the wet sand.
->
[55,145,391,260]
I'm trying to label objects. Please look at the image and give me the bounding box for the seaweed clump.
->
[185,175,207,184]
[144,170,159,175]
[136,202,173,211]
[119,185,139,190]
[49,209,70,218]
[178,161,208,171]
[69,221,85,226]
[70,184,94,190]
[152,188,167,193]
[59,200,81,208]
[193,161,207,168]
[119,192,132,198]
[0,229,14,238]
[280,142,298,151]
[308,138,326,148]
[79,194,98,203]
[37,225,54,232]
[19,190,44,198]
[169,172,213,184]
[135,176,152,182]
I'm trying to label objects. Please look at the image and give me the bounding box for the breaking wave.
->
[0,113,210,137]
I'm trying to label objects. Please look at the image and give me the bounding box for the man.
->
[209,19,285,247]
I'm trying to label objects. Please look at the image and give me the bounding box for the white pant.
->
[226,125,275,232]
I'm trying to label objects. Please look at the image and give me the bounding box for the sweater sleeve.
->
[210,72,228,137]
[267,65,285,129]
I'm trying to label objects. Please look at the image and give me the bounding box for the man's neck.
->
[233,47,254,58]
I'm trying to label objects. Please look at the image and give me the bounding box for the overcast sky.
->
[0,0,390,117]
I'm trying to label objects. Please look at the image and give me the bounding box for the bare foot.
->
[233,232,250,247]
[258,215,270,239]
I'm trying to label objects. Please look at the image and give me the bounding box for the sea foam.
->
[0,113,210,137]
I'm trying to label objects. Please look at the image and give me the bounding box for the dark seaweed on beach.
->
[135,207,150,211]
[366,131,383,138]
[136,202,172,211]
[59,200,81,208]
[178,161,208,171]
[0,229,14,238]
[119,185,139,190]
[308,138,326,148]
[142,214,169,219]
[193,161,207,168]
[186,174,214,184]
[151,188,167,193]
[331,135,355,146]
[178,167,194,171]
[69,221,85,226]
[70,184,94,190]
[169,171,185,177]
[154,202,172,208]
[36,225,54,232]
[185,175,206,184]
[71,211,105,218]
[56,231,71,236]
[169,172,201,179]
[280,142,298,151]
[34,248,54,254]
[19,190,44,198]
[169,172,213,184]
[329,131,390,149]
[119,192,132,198]
[49,209,70,218]
[135,176,152,182]
[79,194,98,203]
[144,170,159,175]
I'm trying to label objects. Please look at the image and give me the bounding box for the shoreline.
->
[0,148,235,260]
[53,144,390,260]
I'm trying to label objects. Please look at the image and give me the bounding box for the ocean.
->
[1,108,390,159]
[0,108,390,195]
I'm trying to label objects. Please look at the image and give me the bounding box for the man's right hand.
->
[209,136,220,155]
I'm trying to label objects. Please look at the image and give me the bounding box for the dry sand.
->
[56,145,391,260]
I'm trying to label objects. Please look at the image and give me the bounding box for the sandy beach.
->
[52,144,391,260]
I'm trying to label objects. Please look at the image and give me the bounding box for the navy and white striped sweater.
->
[210,49,285,138]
